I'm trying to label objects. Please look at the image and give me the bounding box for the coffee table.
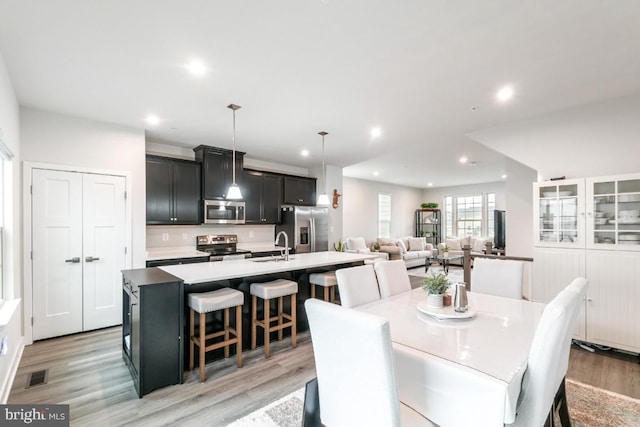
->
[425,253,463,274]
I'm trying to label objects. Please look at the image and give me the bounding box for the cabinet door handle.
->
[85,256,100,262]
[65,257,81,263]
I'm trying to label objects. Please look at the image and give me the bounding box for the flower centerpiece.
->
[422,271,451,308]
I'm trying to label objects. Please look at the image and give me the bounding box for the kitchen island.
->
[123,251,376,392]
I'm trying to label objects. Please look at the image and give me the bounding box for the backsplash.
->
[146,224,276,249]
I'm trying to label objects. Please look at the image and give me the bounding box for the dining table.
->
[355,287,546,427]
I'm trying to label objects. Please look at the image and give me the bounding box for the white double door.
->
[32,169,126,340]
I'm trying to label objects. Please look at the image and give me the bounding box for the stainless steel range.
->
[196,234,252,261]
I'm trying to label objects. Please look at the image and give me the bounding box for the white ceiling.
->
[1,1,639,188]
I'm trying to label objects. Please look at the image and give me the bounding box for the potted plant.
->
[333,240,345,252]
[372,242,381,251]
[422,272,450,308]
[442,245,449,256]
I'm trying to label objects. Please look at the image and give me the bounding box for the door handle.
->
[65,257,81,263]
[85,256,100,262]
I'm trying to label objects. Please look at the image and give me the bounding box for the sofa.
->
[436,236,493,265]
[376,236,435,269]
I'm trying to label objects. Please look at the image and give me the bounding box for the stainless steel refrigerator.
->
[275,206,329,253]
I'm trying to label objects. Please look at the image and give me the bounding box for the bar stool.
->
[309,271,338,303]
[250,279,298,358]
[188,288,244,382]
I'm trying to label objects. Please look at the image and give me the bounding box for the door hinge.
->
[31,317,34,326]
[124,191,127,200]
[30,251,33,260]
[30,185,33,195]
[124,247,128,255]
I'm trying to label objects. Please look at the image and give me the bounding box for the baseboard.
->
[0,336,25,403]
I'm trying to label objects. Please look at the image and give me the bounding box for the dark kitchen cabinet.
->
[146,155,201,225]
[122,268,183,398]
[283,175,317,205]
[243,169,282,224]
[194,145,245,200]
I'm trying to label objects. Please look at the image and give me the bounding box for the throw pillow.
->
[347,237,367,251]
[408,237,425,251]
[396,239,408,254]
[472,238,487,253]
[445,238,461,251]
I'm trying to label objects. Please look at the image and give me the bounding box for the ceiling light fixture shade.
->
[226,103,243,200]
[317,131,330,206]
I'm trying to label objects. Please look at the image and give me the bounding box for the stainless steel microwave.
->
[203,200,246,224]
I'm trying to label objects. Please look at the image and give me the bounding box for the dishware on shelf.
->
[618,194,640,203]
[594,218,608,225]
[594,211,606,218]
[619,209,639,218]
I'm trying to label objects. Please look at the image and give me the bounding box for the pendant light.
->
[317,131,330,206]
[226,103,243,200]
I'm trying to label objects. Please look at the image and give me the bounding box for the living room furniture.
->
[415,208,441,247]
[532,173,640,353]
[335,264,381,308]
[188,288,243,382]
[471,258,524,299]
[356,287,547,426]
[377,236,435,269]
[431,253,464,274]
[250,279,298,359]
[373,260,412,298]
[305,299,435,427]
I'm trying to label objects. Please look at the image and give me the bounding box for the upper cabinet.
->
[586,175,640,250]
[146,155,201,225]
[533,173,640,251]
[282,175,317,206]
[243,169,282,224]
[533,179,585,248]
[194,145,245,200]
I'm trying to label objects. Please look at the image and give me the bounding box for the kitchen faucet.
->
[275,231,290,261]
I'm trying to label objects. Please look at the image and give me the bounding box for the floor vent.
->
[26,369,48,389]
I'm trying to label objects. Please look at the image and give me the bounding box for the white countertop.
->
[146,247,210,261]
[158,251,376,284]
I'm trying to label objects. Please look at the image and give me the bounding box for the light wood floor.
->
[9,326,640,426]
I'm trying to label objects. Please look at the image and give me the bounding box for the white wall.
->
[0,51,23,402]
[343,177,422,245]
[504,158,537,258]
[21,108,146,267]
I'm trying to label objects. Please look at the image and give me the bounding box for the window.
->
[378,193,391,238]
[443,193,495,238]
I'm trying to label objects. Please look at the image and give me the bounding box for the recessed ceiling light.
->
[146,115,159,125]
[459,156,468,164]
[301,149,309,157]
[187,60,206,76]
[373,171,379,176]
[496,86,514,102]
[502,174,508,179]
[427,182,433,187]
[371,127,382,138]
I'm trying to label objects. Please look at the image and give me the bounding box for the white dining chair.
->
[511,277,588,427]
[471,258,524,299]
[304,299,435,427]
[335,264,381,308]
[374,260,412,298]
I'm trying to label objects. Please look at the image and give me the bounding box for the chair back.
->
[335,264,380,308]
[305,299,402,427]
[514,277,588,426]
[374,260,412,298]
[471,258,524,299]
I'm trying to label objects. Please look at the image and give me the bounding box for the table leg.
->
[443,260,449,274]
[425,257,431,273]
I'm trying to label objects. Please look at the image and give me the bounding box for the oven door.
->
[204,200,246,224]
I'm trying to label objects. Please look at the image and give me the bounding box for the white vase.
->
[427,293,444,308]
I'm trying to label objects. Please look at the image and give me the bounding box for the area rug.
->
[226,380,640,426]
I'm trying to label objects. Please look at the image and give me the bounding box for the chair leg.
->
[311,283,316,299]
[291,293,297,348]
[189,308,195,372]
[554,377,571,427]
[264,297,271,358]
[278,296,284,341]
[323,286,329,302]
[199,312,206,382]
[236,304,243,368]
[251,295,257,350]
[302,378,321,427]
[224,307,230,358]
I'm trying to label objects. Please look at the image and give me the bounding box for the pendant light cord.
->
[232,108,236,185]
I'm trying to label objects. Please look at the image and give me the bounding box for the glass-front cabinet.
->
[586,175,640,250]
[533,179,584,247]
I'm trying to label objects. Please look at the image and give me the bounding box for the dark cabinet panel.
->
[283,175,317,205]
[146,155,201,225]
[123,268,183,398]
[244,169,282,224]
[194,145,245,200]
